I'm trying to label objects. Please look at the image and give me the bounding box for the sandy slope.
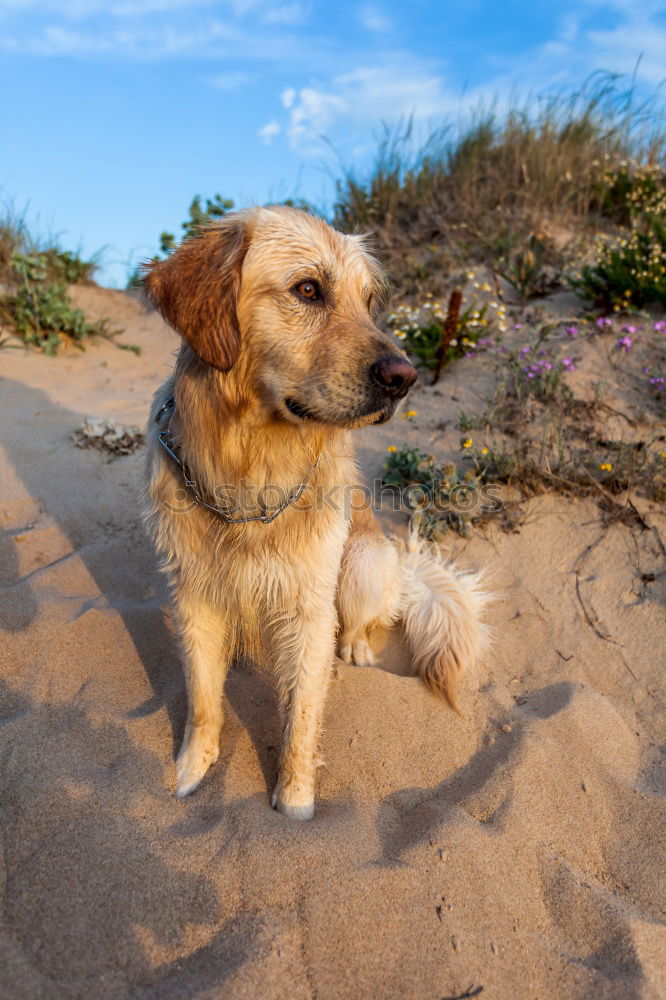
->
[0,287,664,1000]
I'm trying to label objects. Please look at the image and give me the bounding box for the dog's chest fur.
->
[145,376,354,640]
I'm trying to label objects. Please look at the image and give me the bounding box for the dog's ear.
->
[143,214,249,372]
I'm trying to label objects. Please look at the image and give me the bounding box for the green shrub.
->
[1,230,113,355]
[382,445,436,488]
[497,232,562,299]
[158,194,235,257]
[137,194,320,286]
[129,193,237,287]
[576,221,666,308]
[382,444,492,536]
[6,280,110,355]
[598,161,666,224]
[12,249,94,285]
[386,296,493,370]
[575,161,666,308]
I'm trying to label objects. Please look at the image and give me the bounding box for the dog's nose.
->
[370,357,418,399]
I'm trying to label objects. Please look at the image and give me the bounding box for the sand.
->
[0,286,664,1000]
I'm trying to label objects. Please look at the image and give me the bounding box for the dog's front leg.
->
[173,587,230,798]
[269,599,337,821]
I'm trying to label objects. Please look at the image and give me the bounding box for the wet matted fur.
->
[143,206,489,820]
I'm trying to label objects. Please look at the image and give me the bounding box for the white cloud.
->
[586,24,666,85]
[281,86,296,108]
[287,86,347,144]
[335,64,458,120]
[258,120,280,143]
[269,0,666,155]
[2,0,664,155]
[210,69,251,90]
[1,11,311,60]
[37,25,116,53]
[282,60,460,147]
[261,2,304,26]
[0,0,216,17]
[358,5,391,33]
[490,3,666,93]
[0,0,306,20]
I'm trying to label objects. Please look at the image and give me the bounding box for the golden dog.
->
[143,206,488,820]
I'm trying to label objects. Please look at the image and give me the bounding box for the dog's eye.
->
[294,280,322,302]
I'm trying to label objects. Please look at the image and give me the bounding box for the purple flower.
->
[562,357,576,371]
[513,323,522,330]
[654,320,666,333]
[596,316,612,328]
[519,345,531,356]
[621,324,640,335]
[616,335,633,352]
[565,325,578,338]
[649,376,665,387]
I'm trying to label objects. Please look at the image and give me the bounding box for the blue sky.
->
[1,0,664,285]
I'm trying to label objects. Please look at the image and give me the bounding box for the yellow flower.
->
[659,451,666,460]
[462,438,473,449]
[403,409,417,418]
[387,445,397,453]
[599,462,612,471]
[481,447,489,455]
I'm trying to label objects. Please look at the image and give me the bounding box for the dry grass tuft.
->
[333,73,666,304]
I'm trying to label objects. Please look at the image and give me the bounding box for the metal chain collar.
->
[155,397,321,524]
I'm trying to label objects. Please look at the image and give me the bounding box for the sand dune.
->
[0,287,664,999]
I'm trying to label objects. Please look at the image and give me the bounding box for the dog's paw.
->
[339,637,375,667]
[175,733,219,798]
[271,784,315,821]
[339,641,353,664]
[351,638,375,667]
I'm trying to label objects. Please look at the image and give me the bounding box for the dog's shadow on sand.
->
[1,379,183,741]
[1,376,283,798]
[0,678,268,998]
[374,681,576,864]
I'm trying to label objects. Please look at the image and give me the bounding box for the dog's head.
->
[144,205,417,428]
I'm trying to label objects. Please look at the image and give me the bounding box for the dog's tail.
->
[396,528,490,711]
